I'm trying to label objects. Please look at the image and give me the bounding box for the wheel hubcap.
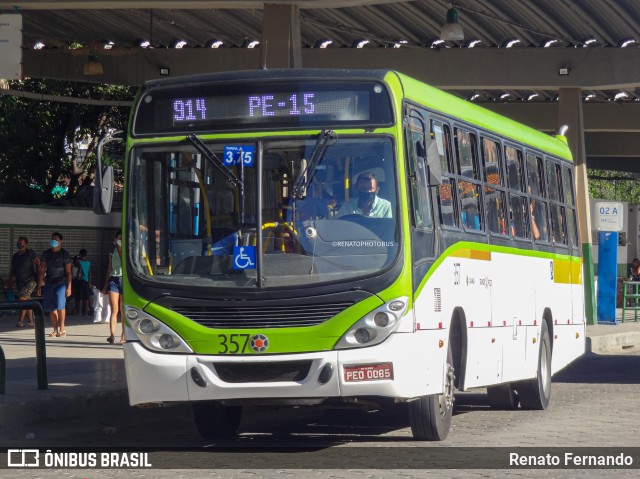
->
[439,362,455,416]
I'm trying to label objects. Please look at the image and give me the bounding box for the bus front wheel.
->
[193,401,242,439]
[517,321,552,410]
[408,346,454,441]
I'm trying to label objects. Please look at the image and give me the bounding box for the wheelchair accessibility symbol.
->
[233,246,256,270]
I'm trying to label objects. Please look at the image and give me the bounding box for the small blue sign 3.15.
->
[224,145,255,166]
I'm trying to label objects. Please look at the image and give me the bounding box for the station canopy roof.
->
[3,0,640,103]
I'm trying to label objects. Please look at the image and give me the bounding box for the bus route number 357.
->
[344,363,394,382]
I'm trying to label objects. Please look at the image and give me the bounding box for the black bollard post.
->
[29,300,48,390]
[0,301,48,391]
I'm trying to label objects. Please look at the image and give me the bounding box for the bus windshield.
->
[129,136,399,289]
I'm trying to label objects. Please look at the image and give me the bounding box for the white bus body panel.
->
[412,247,585,391]
[124,330,447,406]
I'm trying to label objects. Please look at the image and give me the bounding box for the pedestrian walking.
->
[38,232,72,337]
[7,236,40,327]
[102,230,124,344]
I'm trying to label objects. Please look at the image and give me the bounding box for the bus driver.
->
[337,172,392,218]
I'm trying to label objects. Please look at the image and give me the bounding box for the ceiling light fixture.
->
[558,67,570,76]
[440,7,464,42]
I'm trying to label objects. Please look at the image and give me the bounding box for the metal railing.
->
[0,300,48,392]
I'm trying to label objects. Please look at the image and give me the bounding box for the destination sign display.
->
[132,81,393,135]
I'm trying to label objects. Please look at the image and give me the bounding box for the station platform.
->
[0,310,639,431]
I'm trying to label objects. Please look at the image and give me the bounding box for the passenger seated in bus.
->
[337,172,392,218]
[530,200,541,240]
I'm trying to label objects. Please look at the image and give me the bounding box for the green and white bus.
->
[106,69,585,441]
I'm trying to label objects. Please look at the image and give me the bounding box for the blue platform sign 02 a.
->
[233,246,256,270]
[223,145,254,167]
[595,201,623,232]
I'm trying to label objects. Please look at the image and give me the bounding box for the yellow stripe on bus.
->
[553,258,583,285]
[450,249,492,261]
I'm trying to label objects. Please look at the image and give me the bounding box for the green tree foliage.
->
[588,169,640,204]
[0,79,136,205]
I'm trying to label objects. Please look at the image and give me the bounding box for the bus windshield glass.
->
[129,136,399,289]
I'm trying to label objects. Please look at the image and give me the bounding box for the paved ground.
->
[0,309,638,424]
[0,309,639,478]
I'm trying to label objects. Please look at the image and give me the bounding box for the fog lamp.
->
[354,328,371,344]
[159,334,175,349]
[374,312,390,327]
[138,318,155,334]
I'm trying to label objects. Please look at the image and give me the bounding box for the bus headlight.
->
[125,306,193,353]
[334,297,408,349]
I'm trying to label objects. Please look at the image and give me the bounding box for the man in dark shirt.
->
[7,236,40,327]
[38,232,72,338]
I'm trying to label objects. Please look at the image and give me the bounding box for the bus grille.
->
[172,302,353,328]
[213,360,312,383]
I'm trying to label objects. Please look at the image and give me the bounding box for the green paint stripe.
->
[415,241,582,298]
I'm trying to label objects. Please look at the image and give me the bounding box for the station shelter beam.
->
[558,88,596,326]
[260,4,302,69]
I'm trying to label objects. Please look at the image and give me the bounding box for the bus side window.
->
[455,128,482,231]
[432,120,458,228]
[482,137,507,236]
[404,114,432,229]
[505,146,529,239]
[562,166,579,248]
[546,159,567,245]
[526,153,550,242]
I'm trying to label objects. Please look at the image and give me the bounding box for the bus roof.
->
[391,71,572,161]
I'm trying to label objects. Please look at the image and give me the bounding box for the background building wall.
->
[1,205,122,290]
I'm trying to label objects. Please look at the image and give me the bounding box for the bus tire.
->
[192,401,242,439]
[487,383,519,410]
[408,346,454,441]
[517,321,551,410]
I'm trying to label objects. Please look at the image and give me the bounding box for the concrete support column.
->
[260,4,302,69]
[558,88,596,325]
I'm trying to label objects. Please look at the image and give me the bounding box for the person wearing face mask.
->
[38,232,73,337]
[337,172,392,218]
[102,230,124,344]
[7,236,40,328]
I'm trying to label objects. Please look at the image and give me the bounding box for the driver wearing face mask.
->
[337,172,392,218]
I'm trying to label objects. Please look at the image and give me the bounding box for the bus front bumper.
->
[123,330,447,406]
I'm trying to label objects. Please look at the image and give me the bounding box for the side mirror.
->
[93,131,122,215]
[94,164,114,215]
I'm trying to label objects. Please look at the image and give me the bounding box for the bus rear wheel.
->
[517,321,552,410]
[192,401,242,439]
[408,346,454,441]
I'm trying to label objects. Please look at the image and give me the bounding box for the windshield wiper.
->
[186,134,243,189]
[187,134,248,228]
[292,130,335,199]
